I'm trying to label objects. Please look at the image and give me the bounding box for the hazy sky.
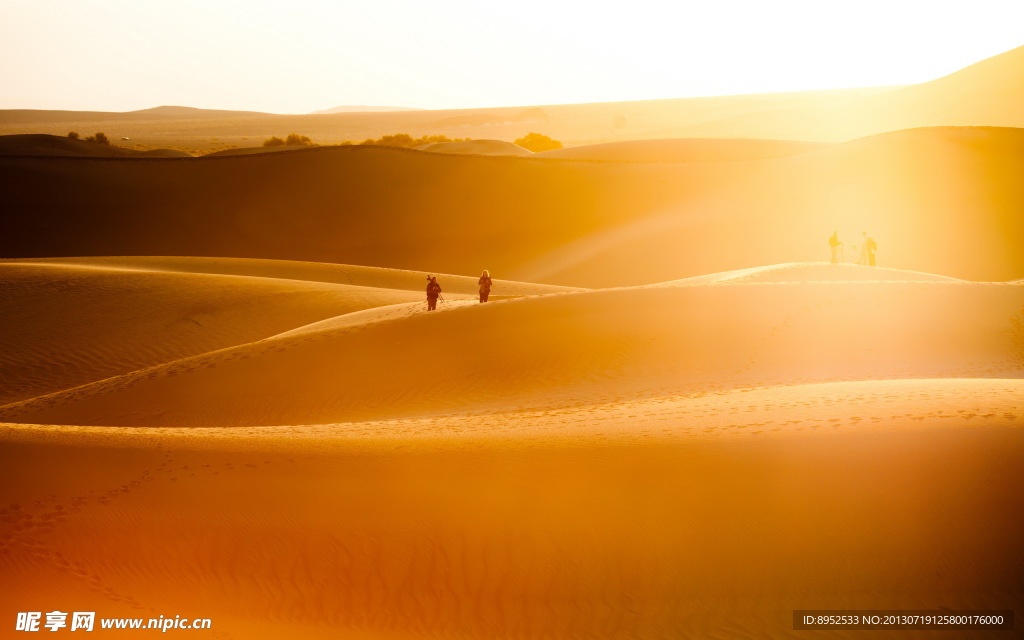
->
[2,0,1022,113]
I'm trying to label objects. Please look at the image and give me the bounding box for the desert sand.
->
[2,43,1023,640]
[2,126,1023,288]
[1,254,1021,639]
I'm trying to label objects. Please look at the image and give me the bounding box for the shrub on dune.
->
[83,132,110,145]
[285,133,314,146]
[262,134,316,147]
[515,132,562,151]
[358,133,468,148]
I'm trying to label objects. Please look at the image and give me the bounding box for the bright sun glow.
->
[1,0,1022,113]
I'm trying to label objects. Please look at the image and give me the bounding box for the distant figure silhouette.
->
[865,234,878,266]
[426,276,442,311]
[478,270,492,303]
[859,232,879,266]
[828,231,841,264]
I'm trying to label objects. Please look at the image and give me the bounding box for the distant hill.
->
[0,105,273,124]
[661,45,1024,141]
[0,45,1022,148]
[127,105,272,118]
[310,106,424,115]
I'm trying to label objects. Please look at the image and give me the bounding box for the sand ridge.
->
[0,258,577,406]
[0,266,1019,427]
[1,256,1022,639]
[2,256,583,296]
[3,126,1022,287]
[1,376,1021,639]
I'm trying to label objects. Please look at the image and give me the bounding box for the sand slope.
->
[1,268,1018,427]
[0,261,416,405]
[2,126,1023,287]
[518,126,1024,286]
[4,44,1023,640]
[1,383,1021,639]
[4,256,579,297]
[0,257,576,406]
[1,258,1021,638]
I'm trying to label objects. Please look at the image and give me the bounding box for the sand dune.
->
[2,380,1020,639]
[654,45,1024,142]
[1,268,1018,427]
[1,256,1021,638]
[517,126,1024,286]
[3,54,1024,639]
[4,256,580,297]
[0,260,424,405]
[2,126,1023,287]
[4,41,1023,640]
[0,257,576,406]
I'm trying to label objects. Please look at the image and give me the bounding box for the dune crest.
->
[1,252,1021,639]
[0,258,579,405]
[1,266,1018,427]
[655,262,967,285]
[3,127,1022,287]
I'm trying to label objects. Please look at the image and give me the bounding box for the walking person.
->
[828,231,841,264]
[865,234,878,266]
[426,275,442,311]
[478,269,492,303]
[859,232,870,265]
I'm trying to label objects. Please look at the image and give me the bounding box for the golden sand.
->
[1,256,1021,638]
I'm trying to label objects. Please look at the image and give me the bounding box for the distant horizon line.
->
[0,83,912,117]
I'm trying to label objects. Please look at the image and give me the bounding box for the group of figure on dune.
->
[424,233,878,311]
[425,270,492,310]
[829,231,878,266]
